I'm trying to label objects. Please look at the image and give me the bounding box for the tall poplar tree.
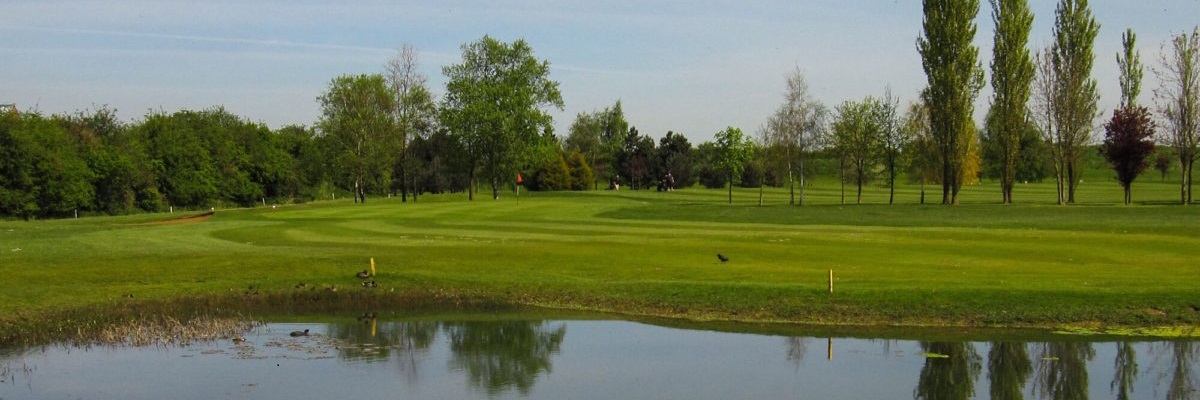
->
[917,0,985,205]
[1050,0,1100,204]
[1156,28,1200,204]
[988,0,1035,204]
[1117,29,1143,108]
[1101,28,1156,206]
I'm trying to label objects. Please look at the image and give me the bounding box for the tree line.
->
[4,3,1200,219]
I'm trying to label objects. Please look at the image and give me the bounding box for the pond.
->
[2,317,1197,399]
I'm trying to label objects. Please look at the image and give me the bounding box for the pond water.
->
[2,318,1198,399]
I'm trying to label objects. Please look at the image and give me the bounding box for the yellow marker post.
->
[371,318,377,337]
[370,257,376,277]
[828,269,834,293]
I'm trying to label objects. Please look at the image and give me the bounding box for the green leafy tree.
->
[385,44,438,203]
[53,107,141,214]
[1118,29,1143,108]
[695,141,727,189]
[657,131,695,189]
[1049,0,1101,204]
[917,0,986,205]
[1156,28,1200,204]
[714,126,755,204]
[276,124,324,202]
[136,112,218,209]
[988,0,1035,204]
[1155,152,1174,182]
[598,101,630,188]
[833,98,884,204]
[528,152,571,191]
[317,74,397,203]
[618,127,656,189]
[876,89,904,205]
[441,36,564,200]
[0,113,94,219]
[565,149,594,191]
[904,100,939,204]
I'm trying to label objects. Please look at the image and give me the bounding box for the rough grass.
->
[2,176,1199,345]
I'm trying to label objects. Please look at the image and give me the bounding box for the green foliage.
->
[618,127,656,189]
[1158,28,1200,204]
[527,153,571,191]
[832,98,884,204]
[989,0,1036,204]
[714,127,755,203]
[1050,0,1101,204]
[565,150,594,191]
[694,141,728,189]
[317,74,398,204]
[441,36,564,200]
[1118,29,1143,108]
[918,0,986,205]
[657,131,695,189]
[0,113,94,219]
[983,109,1051,184]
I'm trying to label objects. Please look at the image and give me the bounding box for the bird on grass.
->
[294,282,308,289]
[355,270,371,279]
[717,253,729,263]
[289,329,309,337]
[357,312,377,323]
[361,281,378,288]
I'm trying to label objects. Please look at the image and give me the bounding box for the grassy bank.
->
[3,178,1200,345]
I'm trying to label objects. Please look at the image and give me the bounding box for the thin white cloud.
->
[1,25,394,54]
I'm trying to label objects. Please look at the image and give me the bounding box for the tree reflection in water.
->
[1035,342,1095,400]
[988,342,1032,400]
[1111,342,1137,400]
[915,342,982,400]
[323,318,565,394]
[1166,341,1198,400]
[443,320,567,395]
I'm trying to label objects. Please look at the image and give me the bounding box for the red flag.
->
[516,173,523,184]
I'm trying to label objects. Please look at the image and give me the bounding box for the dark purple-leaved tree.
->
[1100,106,1156,205]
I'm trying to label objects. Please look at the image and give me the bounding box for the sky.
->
[3,0,1200,143]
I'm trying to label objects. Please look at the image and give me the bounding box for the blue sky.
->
[3,0,1199,143]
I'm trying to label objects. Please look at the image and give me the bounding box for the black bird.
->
[355,270,371,279]
[361,280,378,288]
[717,253,729,263]
[357,312,377,323]
[289,329,309,337]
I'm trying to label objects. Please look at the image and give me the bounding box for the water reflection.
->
[3,318,1200,400]
[915,342,982,400]
[1035,342,1095,400]
[444,321,566,395]
[989,342,1032,400]
[1166,342,1198,400]
[1112,342,1137,400]
[322,318,565,395]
